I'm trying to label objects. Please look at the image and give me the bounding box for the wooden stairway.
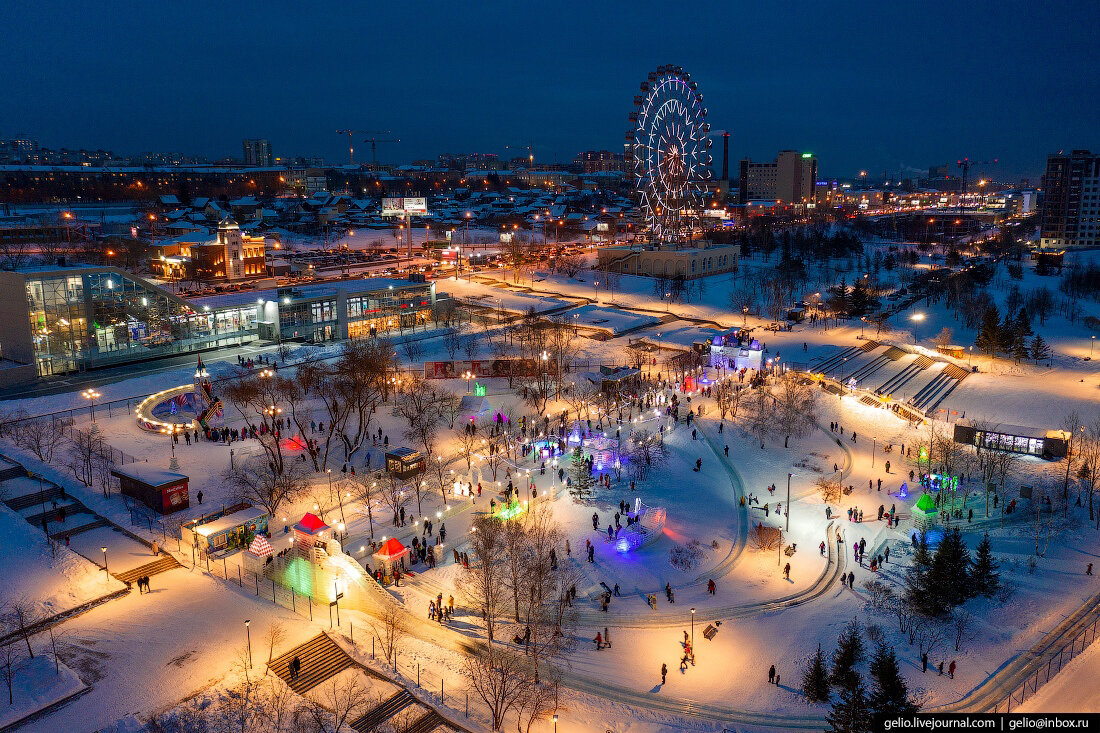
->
[269,633,356,694]
[350,689,417,732]
[112,555,182,585]
[405,709,449,733]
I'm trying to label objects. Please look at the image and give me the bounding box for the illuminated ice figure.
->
[615,498,667,553]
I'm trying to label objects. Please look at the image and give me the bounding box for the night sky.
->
[2,0,1097,181]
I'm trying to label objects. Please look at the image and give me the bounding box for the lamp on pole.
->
[245,619,252,668]
[101,546,108,576]
[786,473,792,532]
[1092,335,1096,359]
[82,388,101,423]
[553,714,558,733]
[871,437,876,468]
[690,607,696,648]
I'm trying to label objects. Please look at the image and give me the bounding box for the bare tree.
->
[746,388,775,448]
[264,621,287,667]
[442,327,462,360]
[714,381,747,422]
[772,372,818,448]
[466,515,506,643]
[462,648,531,731]
[379,473,409,527]
[915,619,946,659]
[4,599,39,660]
[951,608,975,652]
[225,456,311,520]
[296,674,374,733]
[0,638,22,705]
[11,418,66,462]
[370,604,407,667]
[815,476,842,505]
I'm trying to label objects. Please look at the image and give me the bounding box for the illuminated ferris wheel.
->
[627,65,712,244]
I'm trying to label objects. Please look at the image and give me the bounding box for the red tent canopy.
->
[294,512,329,535]
[376,537,407,558]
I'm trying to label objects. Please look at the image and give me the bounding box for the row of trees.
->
[802,618,918,731]
[463,505,575,730]
[905,530,1000,618]
[0,414,118,498]
[714,372,819,449]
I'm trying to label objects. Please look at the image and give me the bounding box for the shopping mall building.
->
[0,265,435,387]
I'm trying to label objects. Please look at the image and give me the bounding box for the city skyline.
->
[3,1,1098,181]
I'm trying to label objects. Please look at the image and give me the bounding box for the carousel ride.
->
[135,356,223,433]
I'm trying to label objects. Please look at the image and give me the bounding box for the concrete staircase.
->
[112,555,183,585]
[350,689,417,732]
[269,633,356,694]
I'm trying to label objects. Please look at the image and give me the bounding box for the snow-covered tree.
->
[868,644,918,724]
[827,671,870,733]
[831,618,865,687]
[968,533,1000,597]
[802,645,831,703]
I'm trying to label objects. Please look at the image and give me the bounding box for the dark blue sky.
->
[2,0,1097,181]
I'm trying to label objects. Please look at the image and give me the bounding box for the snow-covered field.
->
[2,245,1099,730]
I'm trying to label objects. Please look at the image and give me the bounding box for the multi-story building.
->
[0,264,436,385]
[1040,150,1100,248]
[151,218,267,282]
[242,139,273,167]
[574,150,625,174]
[738,151,817,207]
[596,242,739,280]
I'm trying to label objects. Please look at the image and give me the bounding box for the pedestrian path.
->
[269,633,356,694]
[112,555,182,585]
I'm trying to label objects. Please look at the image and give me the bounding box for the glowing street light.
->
[82,389,101,423]
[245,619,252,668]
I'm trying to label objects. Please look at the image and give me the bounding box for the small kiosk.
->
[371,537,411,583]
[911,492,938,533]
[386,447,425,479]
[242,534,274,574]
[182,505,268,555]
[112,465,189,514]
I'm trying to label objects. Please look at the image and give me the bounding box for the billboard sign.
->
[382,197,429,216]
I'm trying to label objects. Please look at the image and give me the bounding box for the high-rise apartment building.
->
[738,151,817,206]
[242,138,273,167]
[1040,150,1100,248]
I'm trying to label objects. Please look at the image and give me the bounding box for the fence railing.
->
[991,614,1100,713]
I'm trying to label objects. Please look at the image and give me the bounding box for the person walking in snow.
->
[594,631,603,650]
[661,663,667,685]
[949,660,956,679]
[922,653,928,673]
[768,664,776,684]
[783,562,791,580]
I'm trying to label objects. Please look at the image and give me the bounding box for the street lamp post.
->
[101,546,108,576]
[872,437,876,468]
[245,619,252,668]
[1092,336,1096,359]
[690,607,696,648]
[83,388,101,423]
[786,473,792,532]
[553,714,558,733]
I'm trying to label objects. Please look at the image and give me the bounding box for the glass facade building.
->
[0,267,435,385]
[4,266,257,378]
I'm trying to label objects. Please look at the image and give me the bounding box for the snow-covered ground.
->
[2,245,1099,729]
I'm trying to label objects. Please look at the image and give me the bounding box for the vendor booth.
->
[371,537,410,583]
[112,465,189,514]
[386,447,425,479]
[182,505,268,554]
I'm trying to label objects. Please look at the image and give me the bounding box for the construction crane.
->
[956,157,998,193]
[505,143,535,168]
[335,129,391,166]
[362,136,401,171]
